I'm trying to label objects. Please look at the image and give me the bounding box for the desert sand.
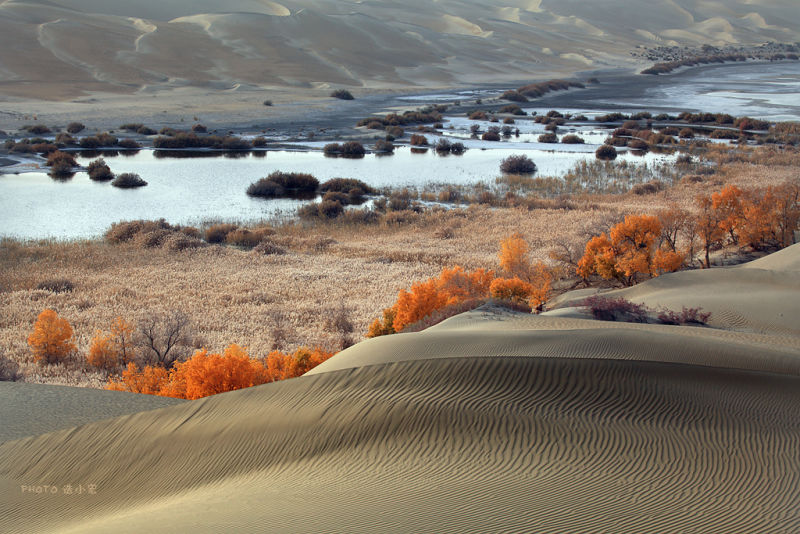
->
[1,0,800,131]
[2,244,799,533]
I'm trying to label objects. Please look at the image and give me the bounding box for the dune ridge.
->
[1,0,799,98]
[2,356,800,533]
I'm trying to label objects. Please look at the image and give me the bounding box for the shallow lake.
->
[0,145,673,240]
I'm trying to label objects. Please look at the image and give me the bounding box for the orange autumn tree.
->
[370,266,495,335]
[497,233,553,311]
[578,214,683,286]
[87,317,136,371]
[27,309,76,364]
[489,277,533,304]
[711,184,744,244]
[107,345,334,399]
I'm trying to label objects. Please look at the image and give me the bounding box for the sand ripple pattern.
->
[2,356,800,533]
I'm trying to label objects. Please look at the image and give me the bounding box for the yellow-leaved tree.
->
[27,309,76,365]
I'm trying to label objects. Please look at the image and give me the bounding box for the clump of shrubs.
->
[500,90,528,102]
[374,139,394,153]
[561,134,585,144]
[595,144,618,160]
[468,111,488,121]
[631,180,665,195]
[410,134,429,146]
[517,79,584,98]
[498,104,525,115]
[36,279,75,293]
[88,158,114,181]
[583,296,711,326]
[481,130,501,141]
[500,154,537,174]
[247,171,319,198]
[191,124,207,133]
[66,122,86,134]
[331,89,354,100]
[323,141,365,157]
[23,124,51,135]
[112,173,147,188]
[46,150,77,168]
[537,132,558,143]
[118,139,141,149]
[205,223,239,243]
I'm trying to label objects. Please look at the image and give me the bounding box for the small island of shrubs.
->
[112,173,148,188]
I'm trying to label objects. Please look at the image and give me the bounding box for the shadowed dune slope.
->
[2,356,800,533]
[0,382,185,443]
[1,0,799,97]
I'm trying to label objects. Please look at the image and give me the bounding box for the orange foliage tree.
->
[107,345,334,399]
[498,233,553,311]
[577,214,683,285]
[87,317,136,371]
[489,277,534,304]
[694,194,725,268]
[711,185,744,244]
[27,309,76,364]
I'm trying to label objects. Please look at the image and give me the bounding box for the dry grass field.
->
[1,155,798,388]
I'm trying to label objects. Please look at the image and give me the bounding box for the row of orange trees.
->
[368,181,799,334]
[27,309,334,399]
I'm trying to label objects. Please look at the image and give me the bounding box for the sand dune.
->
[1,240,799,532]
[1,0,799,99]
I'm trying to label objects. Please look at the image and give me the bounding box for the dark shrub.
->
[449,142,466,155]
[500,90,528,102]
[252,136,268,147]
[561,134,584,144]
[374,139,394,153]
[23,124,51,135]
[118,139,141,149]
[320,178,375,195]
[678,128,694,139]
[55,133,76,145]
[594,112,629,123]
[435,138,452,153]
[544,123,558,132]
[537,133,558,143]
[263,100,273,106]
[36,279,74,293]
[386,126,404,138]
[111,173,147,188]
[225,229,264,248]
[659,126,680,136]
[80,136,100,149]
[96,132,118,146]
[248,171,318,197]
[220,136,252,150]
[500,154,537,174]
[297,202,321,219]
[503,117,515,125]
[410,134,428,146]
[331,89,354,100]
[657,306,711,325]
[595,145,618,160]
[191,124,207,133]
[88,158,114,181]
[481,131,501,141]
[166,234,207,252]
[246,179,283,198]
[319,199,344,218]
[323,191,350,205]
[120,123,144,132]
[499,104,525,115]
[468,111,488,120]
[583,296,648,323]
[340,141,365,157]
[323,143,342,155]
[709,129,739,140]
[137,126,157,135]
[205,223,238,243]
[66,122,86,134]
[46,151,77,167]
[627,139,649,151]
[631,180,664,195]
[32,143,58,154]
[49,161,74,176]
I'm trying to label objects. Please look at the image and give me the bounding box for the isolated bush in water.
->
[88,158,114,181]
[561,134,585,144]
[331,89,354,100]
[500,154,537,174]
[247,171,319,197]
[320,178,375,195]
[595,144,618,160]
[537,133,558,143]
[112,173,148,188]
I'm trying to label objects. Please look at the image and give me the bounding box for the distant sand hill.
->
[1,244,799,532]
[1,0,799,99]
